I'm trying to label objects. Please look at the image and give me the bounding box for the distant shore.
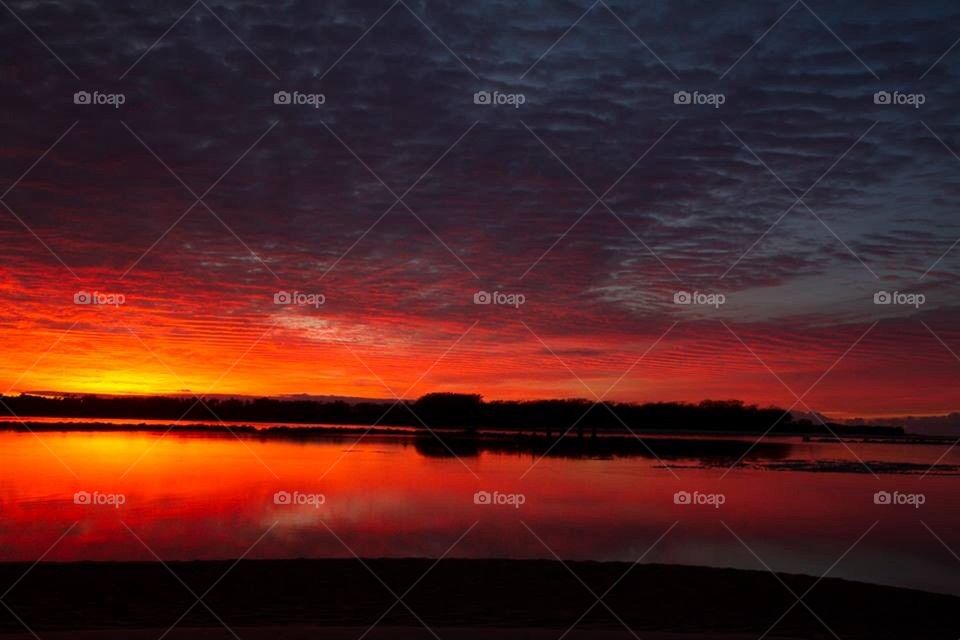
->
[0,560,955,639]
[0,393,909,438]
[1,417,940,440]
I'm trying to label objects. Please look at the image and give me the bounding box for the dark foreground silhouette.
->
[0,560,954,639]
[0,393,904,437]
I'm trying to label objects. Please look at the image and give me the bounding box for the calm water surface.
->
[0,429,958,596]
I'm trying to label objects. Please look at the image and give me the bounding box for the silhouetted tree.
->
[0,393,903,437]
[412,393,483,429]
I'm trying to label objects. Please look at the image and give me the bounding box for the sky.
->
[2,0,960,418]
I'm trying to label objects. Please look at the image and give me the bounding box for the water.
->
[0,429,958,596]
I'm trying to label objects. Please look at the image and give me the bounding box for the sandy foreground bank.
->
[0,560,955,639]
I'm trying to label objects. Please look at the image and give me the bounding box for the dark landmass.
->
[803,435,955,445]
[842,412,960,438]
[0,393,905,438]
[0,560,955,639]
[670,459,960,475]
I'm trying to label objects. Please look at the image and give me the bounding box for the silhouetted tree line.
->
[0,393,902,436]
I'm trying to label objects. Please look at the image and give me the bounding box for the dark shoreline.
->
[0,559,955,639]
[0,393,908,439]
[1,419,948,441]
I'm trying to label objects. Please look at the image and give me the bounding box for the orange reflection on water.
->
[1,430,959,596]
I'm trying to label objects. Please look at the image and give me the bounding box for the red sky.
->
[2,0,960,419]
[2,257,958,418]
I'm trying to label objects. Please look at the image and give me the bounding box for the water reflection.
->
[0,430,958,596]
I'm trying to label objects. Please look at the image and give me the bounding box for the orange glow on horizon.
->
[3,266,960,418]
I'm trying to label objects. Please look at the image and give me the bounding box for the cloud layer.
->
[2,0,960,416]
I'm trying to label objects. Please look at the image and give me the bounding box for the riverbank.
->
[0,560,956,638]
